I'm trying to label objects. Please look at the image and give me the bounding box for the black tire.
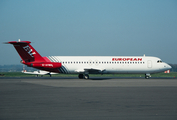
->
[78,74,84,79]
[145,76,149,79]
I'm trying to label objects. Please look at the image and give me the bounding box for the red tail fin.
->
[8,41,45,63]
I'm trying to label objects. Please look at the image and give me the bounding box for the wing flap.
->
[75,68,105,73]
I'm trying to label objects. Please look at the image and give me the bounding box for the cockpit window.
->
[157,60,162,63]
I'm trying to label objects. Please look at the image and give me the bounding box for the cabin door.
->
[147,60,152,68]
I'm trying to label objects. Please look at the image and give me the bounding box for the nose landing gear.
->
[145,73,151,79]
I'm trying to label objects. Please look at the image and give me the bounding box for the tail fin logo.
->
[23,45,36,57]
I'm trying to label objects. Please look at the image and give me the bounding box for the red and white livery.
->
[7,40,171,79]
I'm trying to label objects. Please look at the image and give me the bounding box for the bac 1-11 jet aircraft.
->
[6,39,171,79]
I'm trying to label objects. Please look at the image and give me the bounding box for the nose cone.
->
[165,63,172,70]
[167,64,172,70]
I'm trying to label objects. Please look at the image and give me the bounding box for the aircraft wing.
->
[75,68,105,74]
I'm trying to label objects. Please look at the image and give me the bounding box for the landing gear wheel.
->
[84,74,89,79]
[145,76,149,79]
[78,74,84,79]
[145,74,150,79]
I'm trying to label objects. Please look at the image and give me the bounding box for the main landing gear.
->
[78,74,89,79]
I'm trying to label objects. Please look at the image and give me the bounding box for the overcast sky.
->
[0,0,177,65]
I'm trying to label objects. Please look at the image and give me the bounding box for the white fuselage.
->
[46,56,171,74]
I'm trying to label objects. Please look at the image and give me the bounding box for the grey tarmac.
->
[0,78,177,120]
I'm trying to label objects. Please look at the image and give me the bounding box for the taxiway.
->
[0,78,177,120]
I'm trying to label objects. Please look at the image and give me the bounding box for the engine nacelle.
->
[26,62,62,69]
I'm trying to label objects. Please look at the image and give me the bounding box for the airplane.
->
[22,70,58,77]
[21,65,58,77]
[6,39,171,79]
